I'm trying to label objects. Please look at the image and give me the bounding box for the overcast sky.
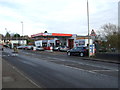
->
[0,0,119,36]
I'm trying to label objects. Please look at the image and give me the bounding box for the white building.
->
[2,39,27,48]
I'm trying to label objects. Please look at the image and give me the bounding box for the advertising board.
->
[90,44,95,56]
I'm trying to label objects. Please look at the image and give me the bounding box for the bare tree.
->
[97,23,119,51]
[100,23,118,38]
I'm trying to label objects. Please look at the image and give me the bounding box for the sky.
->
[118,1,120,27]
[0,0,119,36]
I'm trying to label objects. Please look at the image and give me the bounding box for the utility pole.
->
[87,0,90,57]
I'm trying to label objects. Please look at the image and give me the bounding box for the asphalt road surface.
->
[2,48,119,88]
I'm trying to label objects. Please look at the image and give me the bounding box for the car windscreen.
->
[74,47,85,50]
[77,47,82,50]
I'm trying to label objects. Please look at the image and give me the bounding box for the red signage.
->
[31,33,72,38]
[52,33,72,37]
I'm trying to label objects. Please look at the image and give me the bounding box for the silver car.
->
[59,46,69,52]
[17,45,26,49]
[36,46,44,51]
[25,45,34,50]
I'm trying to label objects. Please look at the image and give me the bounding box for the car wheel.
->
[79,52,84,57]
[67,52,71,56]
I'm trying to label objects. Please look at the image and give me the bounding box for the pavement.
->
[2,59,39,88]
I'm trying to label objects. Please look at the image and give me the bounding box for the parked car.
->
[67,46,88,57]
[25,45,34,50]
[59,46,69,52]
[17,45,27,49]
[0,44,3,51]
[3,45,10,48]
[36,46,44,51]
[53,46,60,51]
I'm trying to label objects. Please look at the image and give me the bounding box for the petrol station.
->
[31,33,76,49]
[31,33,93,48]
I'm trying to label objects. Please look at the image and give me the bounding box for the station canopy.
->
[31,33,73,38]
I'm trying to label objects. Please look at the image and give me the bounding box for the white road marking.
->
[50,60,119,73]
[20,51,118,72]
[61,64,97,74]
[15,50,119,74]
[60,64,119,78]
[91,70,119,72]
[43,56,118,71]
[49,60,57,61]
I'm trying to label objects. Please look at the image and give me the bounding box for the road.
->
[2,48,119,88]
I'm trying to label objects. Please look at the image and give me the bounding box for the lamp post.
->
[87,0,90,57]
[21,21,24,45]
[5,28,7,41]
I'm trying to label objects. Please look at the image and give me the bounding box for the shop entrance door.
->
[68,39,74,49]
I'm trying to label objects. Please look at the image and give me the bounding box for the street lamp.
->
[21,21,24,45]
[5,28,7,41]
[21,21,23,36]
[87,0,90,57]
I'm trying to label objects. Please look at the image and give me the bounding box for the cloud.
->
[0,0,119,36]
